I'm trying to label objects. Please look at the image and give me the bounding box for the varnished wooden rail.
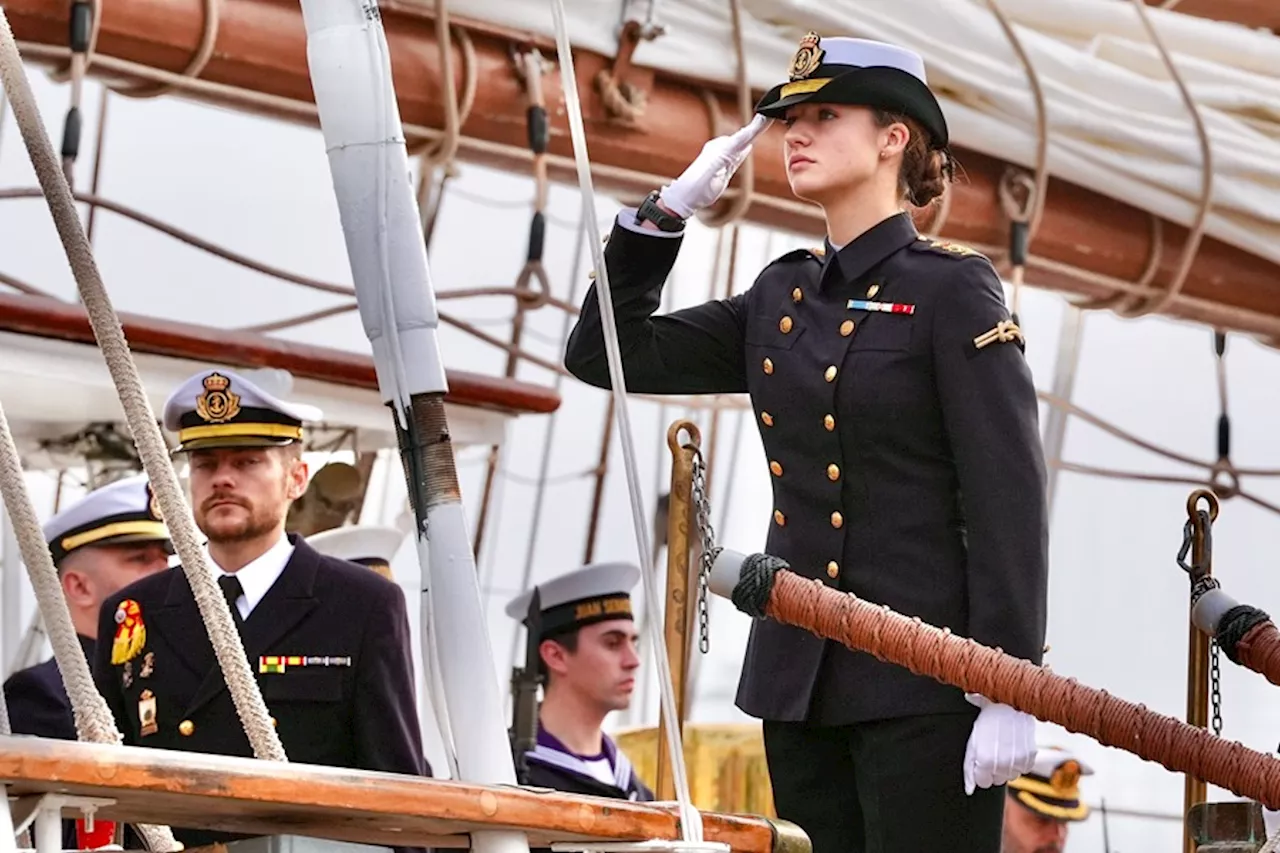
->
[0,737,807,852]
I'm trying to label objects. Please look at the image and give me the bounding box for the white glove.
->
[658,114,773,219]
[1264,806,1280,837]
[963,693,1037,795]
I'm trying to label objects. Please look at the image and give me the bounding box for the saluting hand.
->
[962,693,1037,795]
[659,114,773,219]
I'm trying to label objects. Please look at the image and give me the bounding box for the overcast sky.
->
[4,66,1280,853]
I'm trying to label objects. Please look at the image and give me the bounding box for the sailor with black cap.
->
[3,474,170,848]
[505,562,653,802]
[566,30,1047,853]
[1002,747,1094,853]
[93,368,429,853]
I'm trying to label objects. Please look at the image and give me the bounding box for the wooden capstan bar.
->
[0,737,809,852]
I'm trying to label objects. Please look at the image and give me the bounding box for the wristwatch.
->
[634,190,686,233]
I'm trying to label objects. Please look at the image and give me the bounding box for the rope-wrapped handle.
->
[709,549,1280,808]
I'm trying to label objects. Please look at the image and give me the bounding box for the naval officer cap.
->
[754,32,948,148]
[44,474,172,566]
[1007,746,1095,822]
[505,562,641,641]
[306,525,405,581]
[163,368,323,453]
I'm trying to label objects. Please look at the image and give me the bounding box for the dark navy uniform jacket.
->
[93,535,429,851]
[565,210,1049,725]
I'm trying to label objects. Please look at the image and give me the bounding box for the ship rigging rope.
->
[0,6,289,769]
[546,0,702,841]
[9,37,1269,339]
[0,378,180,851]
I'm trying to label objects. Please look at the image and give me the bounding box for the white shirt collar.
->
[211,533,295,619]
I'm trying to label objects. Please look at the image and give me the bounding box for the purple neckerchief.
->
[528,725,638,795]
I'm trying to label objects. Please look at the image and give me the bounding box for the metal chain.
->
[689,448,719,653]
[1210,638,1224,737]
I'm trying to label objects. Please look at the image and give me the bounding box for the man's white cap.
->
[162,367,323,453]
[306,525,405,580]
[505,562,640,639]
[44,474,171,565]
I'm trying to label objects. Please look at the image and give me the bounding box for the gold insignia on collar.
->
[973,320,1025,350]
[195,372,241,424]
[811,245,826,257]
[789,32,825,81]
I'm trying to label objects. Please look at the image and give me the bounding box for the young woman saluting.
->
[565,33,1049,853]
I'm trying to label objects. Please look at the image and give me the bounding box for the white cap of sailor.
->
[306,525,405,581]
[44,474,172,566]
[505,562,641,641]
[162,368,323,454]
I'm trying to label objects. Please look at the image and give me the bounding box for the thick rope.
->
[0,397,180,851]
[1232,620,1280,685]
[547,0,701,839]
[0,7,286,764]
[729,558,1280,807]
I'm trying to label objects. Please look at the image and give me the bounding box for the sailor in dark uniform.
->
[3,475,171,849]
[564,33,1048,853]
[93,368,428,852]
[505,563,654,802]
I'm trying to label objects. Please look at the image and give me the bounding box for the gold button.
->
[270,716,278,728]
[826,561,839,579]
[779,316,794,334]
[763,358,774,375]
[824,414,835,431]
[824,365,838,382]
[588,270,597,280]
[761,411,774,427]
[827,464,840,481]
[178,720,195,737]
[792,287,803,303]
[867,283,881,298]
[831,512,844,529]
[770,461,783,477]
[774,510,786,526]
[840,319,855,337]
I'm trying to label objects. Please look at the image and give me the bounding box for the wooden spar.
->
[1141,0,1279,32]
[0,736,809,852]
[0,293,560,415]
[7,0,1280,338]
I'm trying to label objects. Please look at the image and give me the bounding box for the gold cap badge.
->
[789,31,824,81]
[146,484,163,522]
[195,372,241,424]
[1050,760,1082,791]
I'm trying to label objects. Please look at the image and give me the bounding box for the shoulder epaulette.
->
[911,236,989,261]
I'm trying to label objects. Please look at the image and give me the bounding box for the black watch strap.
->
[634,191,686,233]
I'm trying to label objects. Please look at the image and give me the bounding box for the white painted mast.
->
[296,4,529,853]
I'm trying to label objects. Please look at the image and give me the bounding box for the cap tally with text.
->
[306,525,405,581]
[1007,746,1094,822]
[163,368,323,453]
[753,33,948,148]
[44,474,171,565]
[504,562,641,640]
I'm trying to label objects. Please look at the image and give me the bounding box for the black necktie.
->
[217,574,246,632]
